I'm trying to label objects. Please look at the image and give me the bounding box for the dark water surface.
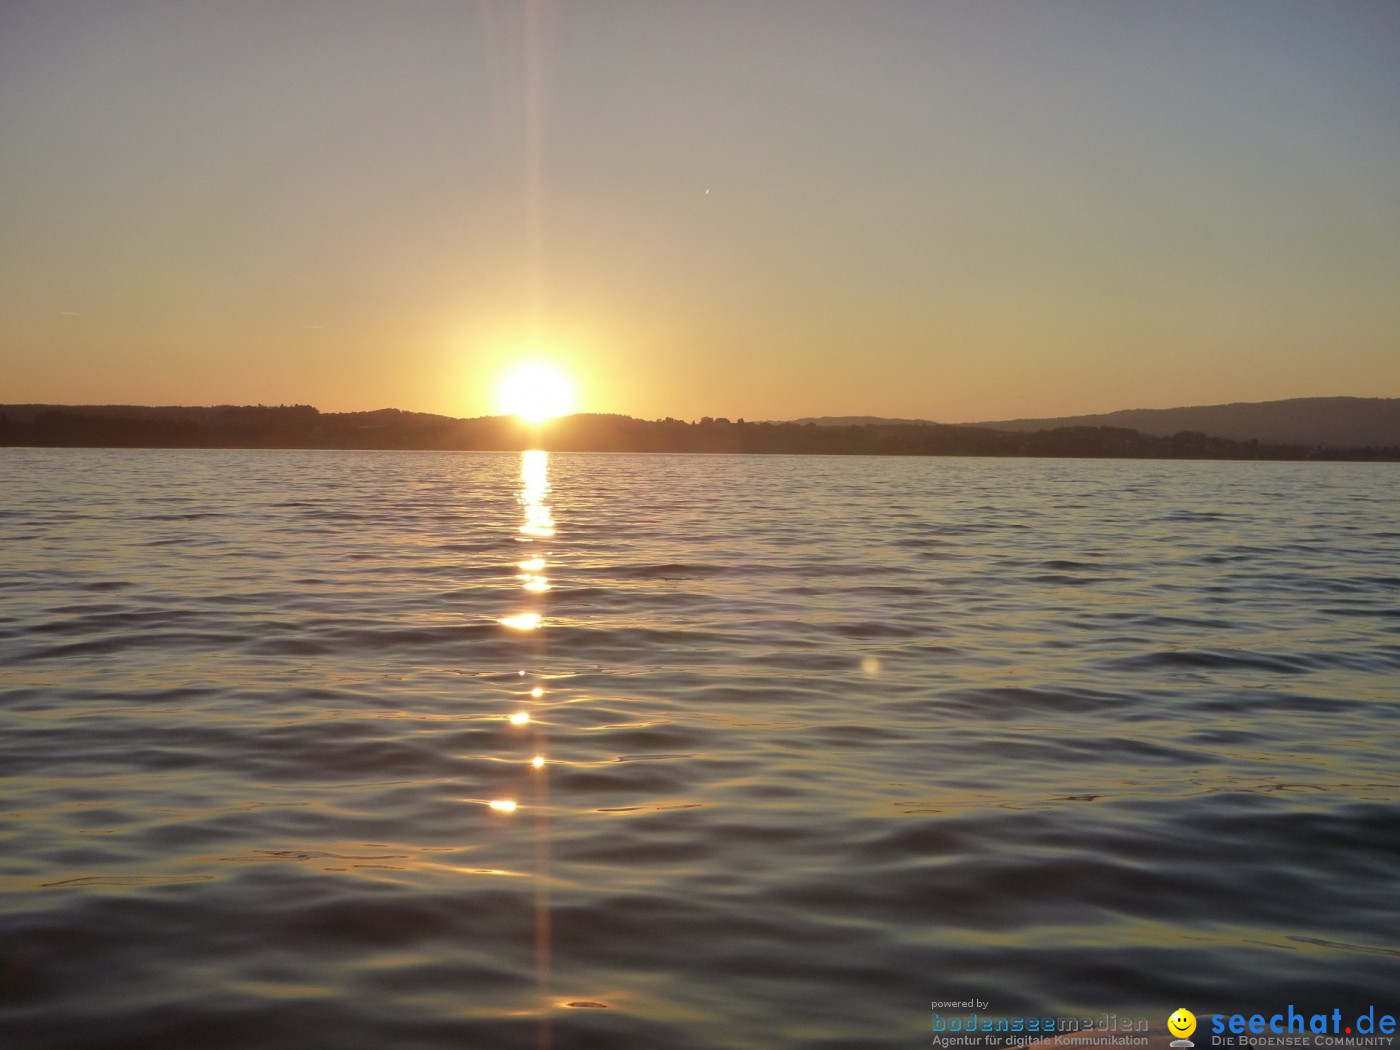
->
[2,449,1398,1049]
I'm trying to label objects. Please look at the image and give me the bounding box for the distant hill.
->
[9,398,1396,448]
[794,398,1400,449]
[0,403,453,425]
[966,397,1400,448]
[3,404,1397,459]
[789,415,936,427]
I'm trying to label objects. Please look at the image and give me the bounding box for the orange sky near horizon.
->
[1,2,1398,424]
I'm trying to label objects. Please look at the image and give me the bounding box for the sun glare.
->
[499,363,573,423]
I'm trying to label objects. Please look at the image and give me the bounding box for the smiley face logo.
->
[1169,1009,1197,1040]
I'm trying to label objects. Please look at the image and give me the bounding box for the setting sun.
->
[499,364,574,423]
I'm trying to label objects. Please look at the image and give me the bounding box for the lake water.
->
[1,449,1397,1050]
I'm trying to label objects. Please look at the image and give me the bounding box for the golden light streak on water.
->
[521,449,549,503]
[510,711,531,726]
[499,612,542,631]
[520,451,555,537]
[488,799,518,813]
[515,448,555,1049]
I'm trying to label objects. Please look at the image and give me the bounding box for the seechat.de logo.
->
[1169,1008,1198,1047]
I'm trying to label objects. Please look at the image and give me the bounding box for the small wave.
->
[608,563,726,579]
[941,686,1125,717]
[41,875,215,888]
[1108,648,1316,674]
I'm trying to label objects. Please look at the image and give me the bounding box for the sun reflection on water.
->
[504,450,557,1041]
[519,449,555,539]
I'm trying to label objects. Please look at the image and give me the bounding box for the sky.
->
[1,0,1398,423]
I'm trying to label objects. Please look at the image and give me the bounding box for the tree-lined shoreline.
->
[3,405,1397,460]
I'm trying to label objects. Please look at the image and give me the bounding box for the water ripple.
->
[1,450,1398,1049]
